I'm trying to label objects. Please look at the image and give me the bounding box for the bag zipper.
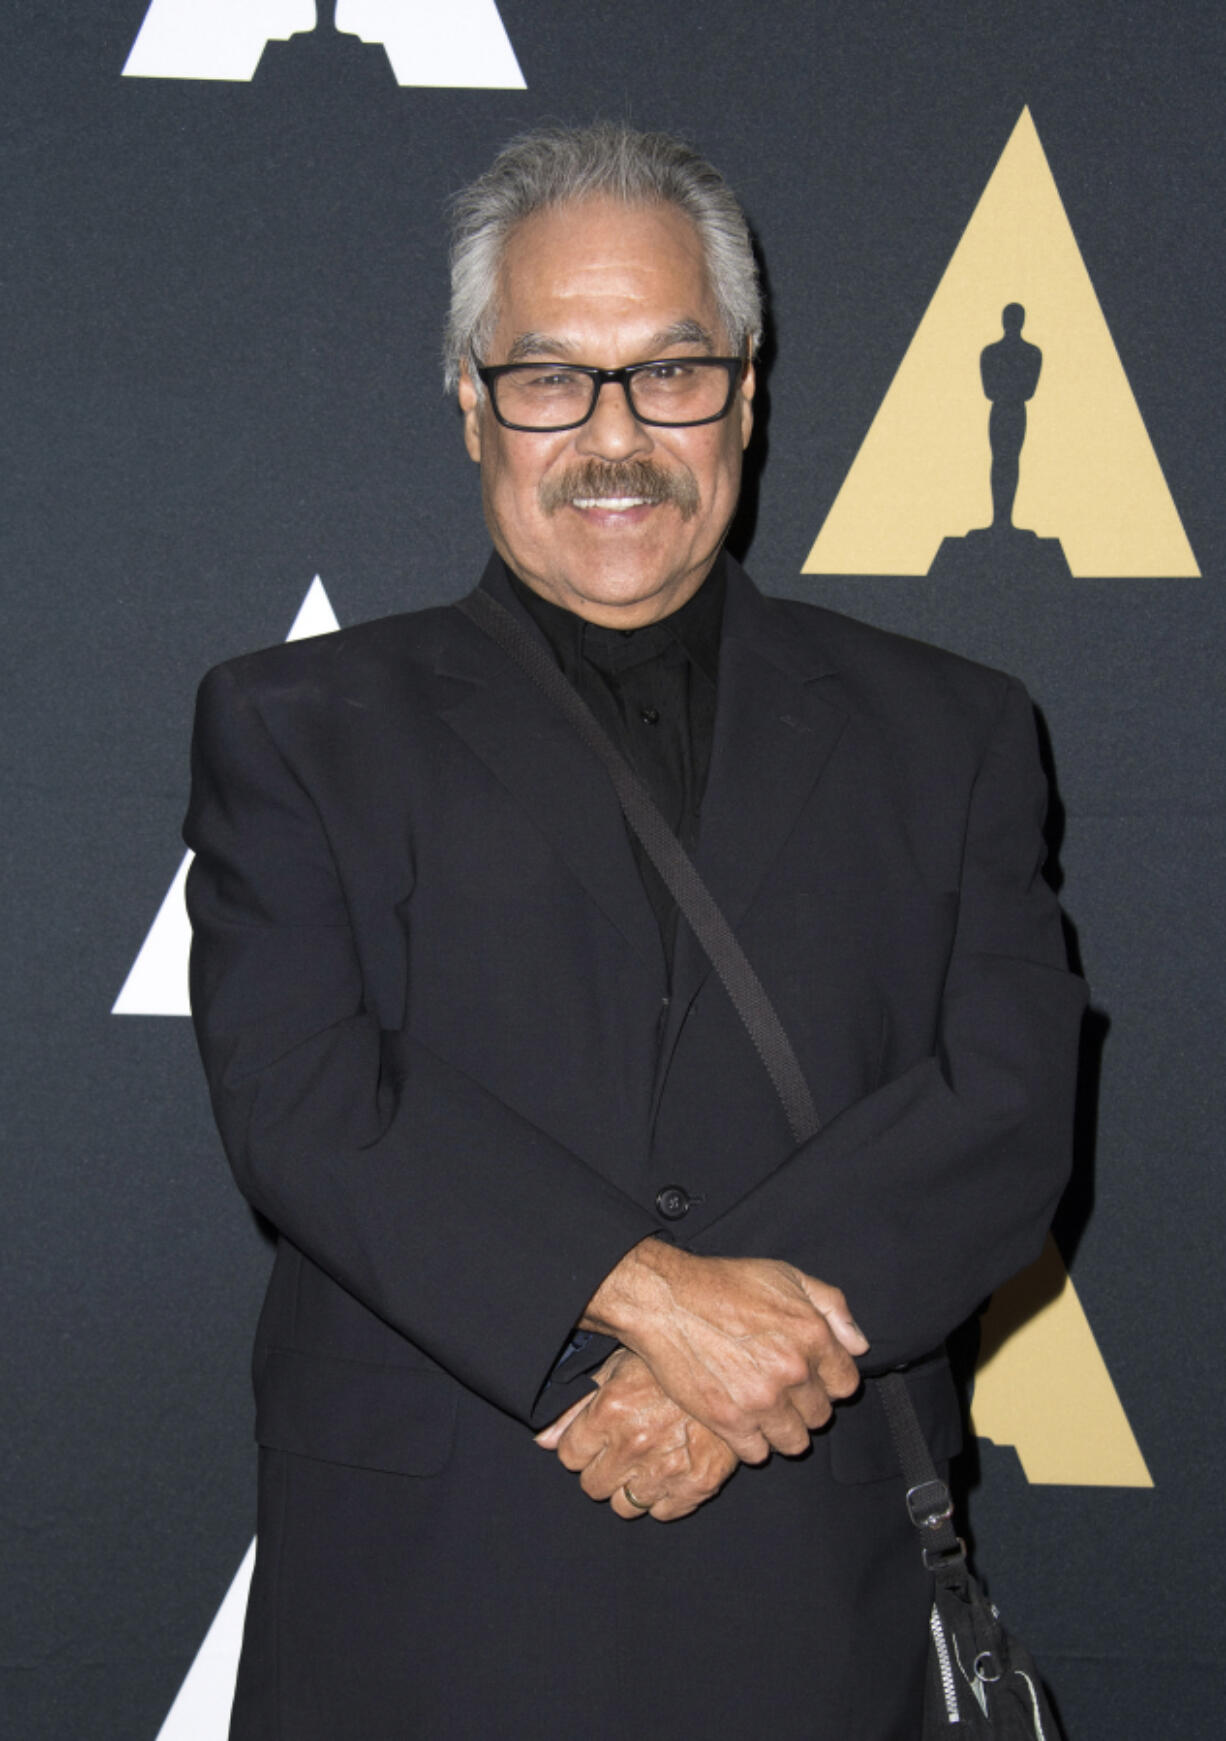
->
[929,1602,960,1723]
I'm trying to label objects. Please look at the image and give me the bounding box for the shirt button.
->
[640,706,660,725]
[655,1184,691,1221]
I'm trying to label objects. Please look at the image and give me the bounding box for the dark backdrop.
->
[3,3,1223,1735]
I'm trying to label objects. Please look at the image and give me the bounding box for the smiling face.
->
[458,196,755,627]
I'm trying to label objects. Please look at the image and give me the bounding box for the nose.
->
[574,377,653,461]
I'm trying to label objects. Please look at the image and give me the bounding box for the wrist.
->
[580,1237,694,1347]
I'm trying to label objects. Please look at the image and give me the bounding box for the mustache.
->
[539,459,700,521]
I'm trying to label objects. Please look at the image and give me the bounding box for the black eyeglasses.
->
[474,356,746,432]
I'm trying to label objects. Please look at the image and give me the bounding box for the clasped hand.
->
[535,1244,867,1521]
[535,1346,737,1521]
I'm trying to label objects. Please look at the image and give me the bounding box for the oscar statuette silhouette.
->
[929,303,1071,580]
[255,0,393,91]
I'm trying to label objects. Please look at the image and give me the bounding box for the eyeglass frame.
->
[472,353,748,433]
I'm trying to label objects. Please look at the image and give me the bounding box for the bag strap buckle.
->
[922,1537,967,1573]
[906,1478,954,1530]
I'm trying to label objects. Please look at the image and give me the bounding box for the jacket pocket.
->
[827,1355,963,1484]
[254,1345,458,1477]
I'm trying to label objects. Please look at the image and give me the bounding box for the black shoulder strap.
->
[455,586,959,1560]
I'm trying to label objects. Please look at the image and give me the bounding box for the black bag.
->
[927,1566,1061,1736]
[877,1366,1062,1737]
[457,587,1065,1739]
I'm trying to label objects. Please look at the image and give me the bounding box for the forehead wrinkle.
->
[503,318,719,369]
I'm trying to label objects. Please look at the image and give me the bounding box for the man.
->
[185,124,1085,1739]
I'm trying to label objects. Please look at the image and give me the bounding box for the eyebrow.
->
[645,319,718,353]
[504,331,577,363]
[502,318,719,366]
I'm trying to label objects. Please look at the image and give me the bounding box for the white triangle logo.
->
[335,0,525,87]
[123,0,526,88]
[113,577,340,1018]
[283,573,343,642]
[123,0,316,80]
[154,1541,255,1741]
[112,852,196,1018]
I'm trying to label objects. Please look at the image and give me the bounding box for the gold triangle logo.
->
[971,1236,1152,1486]
[803,108,1198,578]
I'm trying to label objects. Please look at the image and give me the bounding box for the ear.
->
[458,362,483,463]
[738,356,756,450]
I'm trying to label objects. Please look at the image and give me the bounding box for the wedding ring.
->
[622,1483,652,1511]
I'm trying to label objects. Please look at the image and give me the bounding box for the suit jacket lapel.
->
[660,559,849,1073]
[432,554,848,1044]
[432,556,665,977]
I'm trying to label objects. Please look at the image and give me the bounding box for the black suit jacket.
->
[185,554,1085,1739]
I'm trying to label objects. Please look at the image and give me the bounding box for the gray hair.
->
[443,122,763,394]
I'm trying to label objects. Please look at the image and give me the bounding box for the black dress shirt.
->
[497,552,726,978]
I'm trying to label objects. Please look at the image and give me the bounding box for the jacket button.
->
[655,1184,691,1221]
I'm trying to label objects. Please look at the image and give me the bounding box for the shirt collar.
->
[497,550,726,684]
